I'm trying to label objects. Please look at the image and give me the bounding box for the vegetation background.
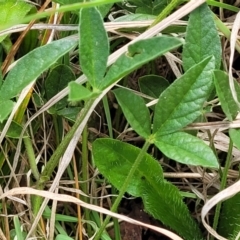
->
[0,0,240,239]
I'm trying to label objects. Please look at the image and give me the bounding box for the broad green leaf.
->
[93,138,202,240]
[214,70,240,121]
[139,75,169,98]
[0,0,32,42]
[68,82,93,101]
[0,38,77,101]
[114,88,151,138]
[45,64,75,111]
[182,3,221,71]
[79,7,109,88]
[0,100,15,123]
[153,56,215,136]
[218,193,240,240]
[140,181,202,240]
[154,131,219,168]
[229,129,240,150]
[101,36,182,90]
[92,139,163,197]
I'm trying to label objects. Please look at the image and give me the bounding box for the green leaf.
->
[68,82,93,101]
[114,13,156,22]
[214,70,240,121]
[140,181,202,240]
[153,56,215,136]
[101,36,182,89]
[92,139,163,197]
[218,193,240,239]
[79,7,109,88]
[0,38,77,101]
[113,88,151,138]
[229,129,240,150]
[0,0,32,43]
[0,100,15,123]
[139,75,169,98]
[93,138,202,239]
[55,235,74,240]
[45,64,75,111]
[154,131,219,168]
[182,3,221,71]
[0,121,28,138]
[129,0,168,15]
[56,107,81,122]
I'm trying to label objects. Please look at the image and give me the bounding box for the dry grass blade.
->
[0,187,183,240]
[201,180,240,240]
[228,10,240,108]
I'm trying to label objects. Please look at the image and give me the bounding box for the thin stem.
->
[150,0,182,27]
[81,125,91,235]
[211,139,233,240]
[33,97,96,215]
[94,141,151,240]
[23,136,40,180]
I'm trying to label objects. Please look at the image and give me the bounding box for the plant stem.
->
[150,0,182,27]
[211,139,233,240]
[81,125,91,235]
[94,141,151,240]
[23,136,40,180]
[33,97,96,215]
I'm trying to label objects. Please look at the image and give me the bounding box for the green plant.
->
[1,0,240,239]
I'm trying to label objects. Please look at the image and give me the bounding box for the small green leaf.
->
[79,7,109,88]
[139,75,169,98]
[101,36,182,89]
[55,235,74,240]
[214,70,240,121]
[0,121,28,138]
[0,38,77,101]
[68,82,93,101]
[0,0,32,43]
[92,139,163,197]
[130,0,168,15]
[140,181,202,240]
[114,88,151,138]
[114,13,156,22]
[154,131,219,168]
[229,129,240,150]
[45,64,75,111]
[218,193,240,239]
[182,3,221,71]
[153,56,215,136]
[0,100,15,123]
[57,107,81,122]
